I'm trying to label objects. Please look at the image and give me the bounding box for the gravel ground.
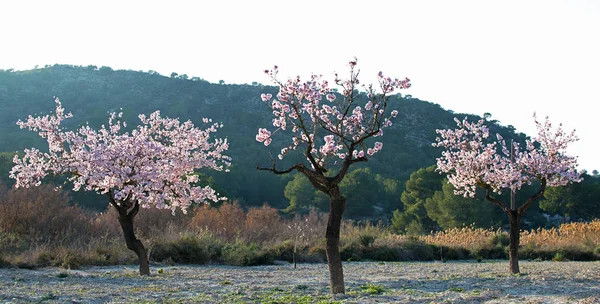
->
[0,261,599,303]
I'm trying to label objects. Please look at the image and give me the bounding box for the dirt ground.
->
[0,260,599,303]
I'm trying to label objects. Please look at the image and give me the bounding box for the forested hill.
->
[0,64,527,215]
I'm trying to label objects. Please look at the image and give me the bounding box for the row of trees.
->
[8,60,583,295]
[0,64,460,212]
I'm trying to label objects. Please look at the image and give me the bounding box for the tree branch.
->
[107,189,120,210]
[518,178,547,216]
[256,159,298,175]
[129,200,140,218]
[332,156,368,184]
[484,185,510,214]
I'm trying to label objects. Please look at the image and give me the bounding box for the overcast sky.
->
[1,0,599,171]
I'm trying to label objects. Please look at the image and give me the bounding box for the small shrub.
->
[0,255,9,268]
[59,253,82,270]
[358,233,376,248]
[403,239,436,260]
[267,240,295,262]
[35,250,55,267]
[365,245,399,261]
[552,251,567,262]
[56,272,69,278]
[14,258,36,269]
[267,240,322,263]
[151,232,222,264]
[488,233,510,248]
[40,292,57,301]
[222,241,273,266]
[340,240,362,262]
[0,232,31,253]
[361,283,385,295]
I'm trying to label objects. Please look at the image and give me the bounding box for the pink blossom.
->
[256,59,410,167]
[256,128,272,143]
[11,99,231,212]
[261,93,273,102]
[433,116,581,198]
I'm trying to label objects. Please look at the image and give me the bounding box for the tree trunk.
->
[508,210,520,274]
[326,189,346,295]
[117,204,150,276]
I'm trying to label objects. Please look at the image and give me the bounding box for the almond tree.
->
[255,59,410,294]
[433,115,581,274]
[10,98,230,275]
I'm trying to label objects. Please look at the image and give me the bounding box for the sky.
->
[1,0,599,171]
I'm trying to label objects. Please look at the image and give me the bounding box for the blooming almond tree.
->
[433,115,581,274]
[10,98,230,275]
[256,59,410,294]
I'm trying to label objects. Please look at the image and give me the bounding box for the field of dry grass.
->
[1,185,599,270]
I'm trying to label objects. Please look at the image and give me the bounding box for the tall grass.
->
[1,184,599,269]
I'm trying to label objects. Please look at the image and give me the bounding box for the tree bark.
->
[326,187,346,295]
[507,210,520,274]
[116,202,150,275]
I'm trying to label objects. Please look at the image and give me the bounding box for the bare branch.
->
[256,158,298,175]
[129,200,140,218]
[333,156,368,184]
[107,189,120,210]
[518,178,547,216]
[484,185,510,214]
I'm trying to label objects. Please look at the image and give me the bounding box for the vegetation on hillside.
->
[0,65,532,217]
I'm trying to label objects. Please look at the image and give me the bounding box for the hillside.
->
[0,65,527,214]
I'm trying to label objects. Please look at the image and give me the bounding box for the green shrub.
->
[267,240,295,262]
[58,251,84,269]
[403,239,435,261]
[436,245,469,261]
[0,232,30,253]
[519,243,552,260]
[365,245,399,261]
[517,245,597,261]
[222,241,273,266]
[151,233,222,264]
[561,247,596,261]
[488,233,509,248]
[0,254,8,267]
[361,283,385,295]
[552,251,567,262]
[340,240,363,261]
[359,233,376,248]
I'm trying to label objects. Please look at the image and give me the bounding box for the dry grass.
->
[423,221,600,250]
[521,221,600,248]
[422,225,502,249]
[1,184,599,268]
